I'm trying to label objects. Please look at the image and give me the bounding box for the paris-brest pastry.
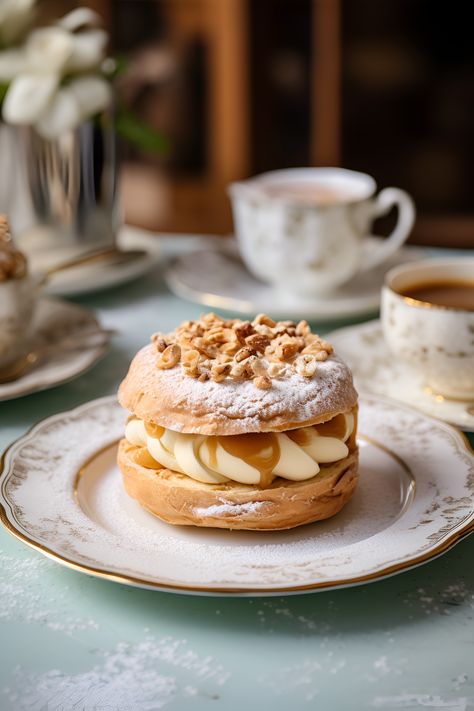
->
[118,313,358,530]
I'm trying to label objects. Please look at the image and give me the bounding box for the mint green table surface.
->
[1,251,473,711]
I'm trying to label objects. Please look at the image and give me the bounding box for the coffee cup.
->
[228,167,415,295]
[381,258,474,400]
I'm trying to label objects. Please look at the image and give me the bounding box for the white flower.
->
[57,7,102,33]
[35,86,81,139]
[3,73,59,124]
[0,0,36,46]
[25,27,74,73]
[65,29,108,73]
[0,49,27,81]
[68,75,112,119]
[35,76,112,139]
[0,6,111,138]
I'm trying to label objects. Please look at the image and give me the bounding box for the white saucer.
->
[39,225,162,297]
[1,394,473,594]
[328,319,474,432]
[0,298,110,402]
[165,239,428,321]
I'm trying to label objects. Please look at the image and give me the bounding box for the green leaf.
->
[115,106,169,155]
[0,83,9,105]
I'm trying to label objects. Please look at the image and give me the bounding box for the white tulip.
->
[0,0,36,46]
[57,7,102,33]
[65,29,108,73]
[68,75,112,120]
[25,27,73,74]
[0,49,27,81]
[35,87,81,139]
[3,73,58,124]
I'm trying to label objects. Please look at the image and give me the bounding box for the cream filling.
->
[125,413,354,486]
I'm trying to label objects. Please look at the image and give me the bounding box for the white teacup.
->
[381,259,474,400]
[0,277,37,368]
[229,168,415,295]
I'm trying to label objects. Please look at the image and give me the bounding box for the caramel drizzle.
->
[139,405,358,478]
[132,446,161,469]
[207,433,280,488]
[286,412,351,446]
[346,406,358,453]
[145,422,165,439]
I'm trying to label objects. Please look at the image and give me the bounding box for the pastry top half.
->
[118,313,358,435]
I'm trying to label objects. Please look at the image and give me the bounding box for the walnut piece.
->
[149,312,333,387]
[295,354,318,378]
[156,343,181,369]
[254,375,272,389]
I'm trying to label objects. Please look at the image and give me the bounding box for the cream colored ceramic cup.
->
[381,259,474,400]
[0,276,37,368]
[229,167,415,294]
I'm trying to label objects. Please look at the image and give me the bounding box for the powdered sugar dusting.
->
[119,345,358,433]
[193,501,266,517]
[2,636,230,711]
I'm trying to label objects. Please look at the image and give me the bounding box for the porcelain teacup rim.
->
[383,257,474,315]
[228,167,377,206]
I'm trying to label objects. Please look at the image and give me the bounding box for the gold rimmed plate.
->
[0,394,473,595]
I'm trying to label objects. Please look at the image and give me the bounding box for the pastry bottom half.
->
[118,439,359,531]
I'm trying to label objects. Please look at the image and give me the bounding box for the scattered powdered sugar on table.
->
[372,695,471,709]
[0,552,98,633]
[453,676,468,692]
[403,581,474,617]
[2,636,230,711]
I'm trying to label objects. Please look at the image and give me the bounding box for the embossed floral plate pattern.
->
[0,395,473,595]
[328,320,474,432]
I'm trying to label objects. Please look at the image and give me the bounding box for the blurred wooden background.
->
[43,0,474,247]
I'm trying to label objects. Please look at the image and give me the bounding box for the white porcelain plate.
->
[328,320,474,432]
[0,298,110,402]
[165,239,428,321]
[1,394,473,595]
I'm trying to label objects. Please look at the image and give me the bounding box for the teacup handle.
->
[361,188,415,270]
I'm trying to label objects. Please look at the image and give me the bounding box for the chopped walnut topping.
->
[296,319,311,336]
[151,333,168,352]
[295,354,318,378]
[254,374,272,390]
[210,361,232,382]
[234,346,256,362]
[267,362,287,378]
[275,340,300,360]
[233,321,255,342]
[150,312,333,388]
[156,343,181,369]
[245,333,270,352]
[254,313,276,328]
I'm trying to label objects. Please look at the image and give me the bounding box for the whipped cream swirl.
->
[125,412,355,486]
